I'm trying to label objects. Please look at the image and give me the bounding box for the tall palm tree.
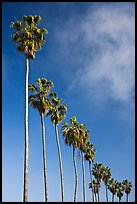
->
[62,116,80,202]
[47,96,67,202]
[108,178,118,202]
[10,15,48,202]
[122,179,132,202]
[28,78,54,202]
[102,166,112,202]
[92,163,104,202]
[79,124,90,202]
[116,182,124,202]
[85,142,96,202]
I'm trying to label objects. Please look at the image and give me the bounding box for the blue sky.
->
[2,2,135,202]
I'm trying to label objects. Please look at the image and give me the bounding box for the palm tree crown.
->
[10,15,48,59]
[89,179,98,194]
[102,166,112,187]
[47,95,67,125]
[28,78,54,114]
[78,124,90,152]
[116,182,125,201]
[122,179,132,195]
[92,163,104,186]
[62,116,80,148]
[108,178,118,195]
[84,141,96,163]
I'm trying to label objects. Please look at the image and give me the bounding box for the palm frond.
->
[34,15,42,25]
[28,84,39,93]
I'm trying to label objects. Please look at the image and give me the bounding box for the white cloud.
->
[55,3,135,106]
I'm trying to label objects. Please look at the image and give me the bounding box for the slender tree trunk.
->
[112,194,114,202]
[82,151,86,202]
[119,197,121,202]
[23,57,29,202]
[105,185,108,202]
[41,113,48,202]
[55,125,64,202]
[98,187,100,202]
[92,191,95,202]
[73,146,78,202]
[89,161,94,202]
[95,192,97,202]
[126,193,128,202]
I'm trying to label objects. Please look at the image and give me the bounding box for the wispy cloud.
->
[55,3,135,106]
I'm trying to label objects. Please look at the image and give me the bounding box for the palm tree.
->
[102,166,112,202]
[122,179,132,202]
[89,179,98,202]
[92,163,104,202]
[28,78,54,202]
[47,96,67,202]
[116,182,124,202]
[108,178,118,202]
[85,142,96,202]
[79,124,90,202]
[10,15,48,202]
[62,116,80,202]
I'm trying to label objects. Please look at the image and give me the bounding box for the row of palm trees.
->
[28,80,132,202]
[89,163,132,202]
[10,15,132,202]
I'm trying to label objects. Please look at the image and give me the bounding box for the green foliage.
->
[10,15,48,59]
[102,166,112,187]
[28,78,54,115]
[116,182,124,201]
[62,116,91,151]
[62,116,80,148]
[84,141,96,163]
[46,96,67,125]
[92,163,104,186]
[108,178,118,196]
[122,179,132,195]
[89,179,98,194]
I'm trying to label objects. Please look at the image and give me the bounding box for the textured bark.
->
[73,146,78,202]
[41,113,48,202]
[82,151,86,202]
[55,125,64,202]
[23,57,29,202]
[89,162,94,202]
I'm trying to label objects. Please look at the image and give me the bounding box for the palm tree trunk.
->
[97,187,100,202]
[106,185,108,202]
[112,194,114,202]
[55,124,64,202]
[23,57,29,202]
[73,146,78,202]
[41,113,48,202]
[126,193,128,202]
[82,151,86,202]
[95,192,97,202]
[89,161,94,202]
